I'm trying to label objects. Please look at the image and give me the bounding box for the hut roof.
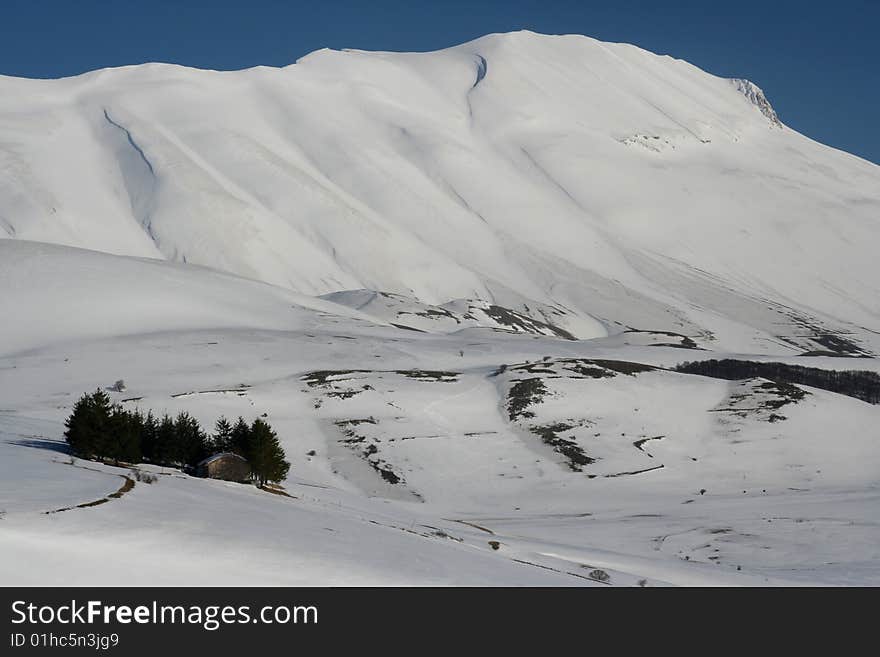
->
[197,452,248,467]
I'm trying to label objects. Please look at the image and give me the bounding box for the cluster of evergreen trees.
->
[674,359,880,405]
[64,390,290,485]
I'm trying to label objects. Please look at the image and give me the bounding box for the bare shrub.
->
[131,468,157,484]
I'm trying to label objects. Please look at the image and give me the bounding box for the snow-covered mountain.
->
[1,32,878,586]
[2,30,878,354]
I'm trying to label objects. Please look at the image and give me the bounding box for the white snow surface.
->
[1,32,878,586]
[1,30,878,353]
[1,240,878,585]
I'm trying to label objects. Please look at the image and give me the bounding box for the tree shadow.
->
[6,437,70,454]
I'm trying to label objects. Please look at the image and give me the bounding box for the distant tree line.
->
[674,359,880,404]
[64,390,290,485]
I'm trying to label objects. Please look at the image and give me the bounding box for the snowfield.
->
[0,31,878,586]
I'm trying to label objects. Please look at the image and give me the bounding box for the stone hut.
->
[196,452,251,482]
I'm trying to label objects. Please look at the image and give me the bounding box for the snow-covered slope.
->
[0,240,380,356]
[1,32,878,586]
[320,289,578,338]
[1,31,878,354]
[1,240,878,585]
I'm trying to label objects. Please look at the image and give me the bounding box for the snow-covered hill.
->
[1,31,878,354]
[1,32,878,586]
[321,289,578,338]
[1,238,878,585]
[0,240,383,356]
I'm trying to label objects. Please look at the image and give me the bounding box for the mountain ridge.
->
[1,30,877,354]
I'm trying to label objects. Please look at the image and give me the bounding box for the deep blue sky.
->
[2,0,877,164]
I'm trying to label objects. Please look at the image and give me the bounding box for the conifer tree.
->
[108,404,142,464]
[89,390,116,459]
[64,389,113,458]
[212,416,234,453]
[64,392,95,457]
[230,417,251,457]
[155,414,179,465]
[175,412,209,468]
[247,418,290,486]
[62,392,300,478]
[141,411,158,462]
